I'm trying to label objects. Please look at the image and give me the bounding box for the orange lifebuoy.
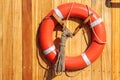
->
[39,3,106,70]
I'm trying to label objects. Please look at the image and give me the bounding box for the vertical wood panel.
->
[0,0,3,80]
[112,0,120,79]
[2,0,13,80]
[13,0,22,80]
[91,0,102,80]
[39,0,53,80]
[102,0,112,80]
[62,0,69,3]
[32,0,39,80]
[22,0,32,80]
[37,1,46,80]
[41,0,53,19]
[1,0,120,80]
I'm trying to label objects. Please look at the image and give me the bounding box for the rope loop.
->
[86,5,107,44]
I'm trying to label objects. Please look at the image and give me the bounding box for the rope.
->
[92,28,107,44]
[36,47,49,70]
[53,3,74,75]
[66,3,75,21]
[86,5,107,44]
[65,70,81,77]
[54,3,82,77]
[54,26,73,75]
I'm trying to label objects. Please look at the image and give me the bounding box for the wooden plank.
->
[41,0,53,19]
[0,0,117,80]
[12,0,22,80]
[32,0,38,80]
[62,0,69,3]
[91,0,102,80]
[38,0,53,80]
[2,0,13,80]
[22,0,32,80]
[32,0,40,80]
[37,0,48,80]
[112,0,120,79]
[53,0,62,7]
[101,0,112,80]
[0,0,3,80]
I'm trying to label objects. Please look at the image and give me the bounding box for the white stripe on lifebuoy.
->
[54,7,64,19]
[81,53,91,65]
[43,45,56,55]
[90,18,102,28]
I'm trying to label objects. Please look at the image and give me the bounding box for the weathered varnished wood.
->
[0,0,120,80]
[22,0,32,80]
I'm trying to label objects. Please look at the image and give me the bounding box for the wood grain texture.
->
[91,1,102,80]
[112,0,120,79]
[0,0,120,80]
[0,0,3,80]
[102,0,112,80]
[22,0,32,80]
[2,0,13,80]
[32,0,39,80]
[13,0,22,80]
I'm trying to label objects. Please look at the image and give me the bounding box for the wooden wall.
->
[0,0,120,80]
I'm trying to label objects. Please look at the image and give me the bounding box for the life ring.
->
[39,3,106,70]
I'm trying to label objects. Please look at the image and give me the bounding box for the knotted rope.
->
[54,28,73,74]
[52,11,93,75]
[52,14,73,75]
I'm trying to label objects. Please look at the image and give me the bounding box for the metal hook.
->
[106,0,120,8]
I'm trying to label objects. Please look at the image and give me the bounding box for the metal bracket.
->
[106,0,120,8]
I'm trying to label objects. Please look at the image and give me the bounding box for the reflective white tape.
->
[90,18,102,28]
[43,45,56,55]
[54,7,64,19]
[81,53,91,65]
[53,50,57,55]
